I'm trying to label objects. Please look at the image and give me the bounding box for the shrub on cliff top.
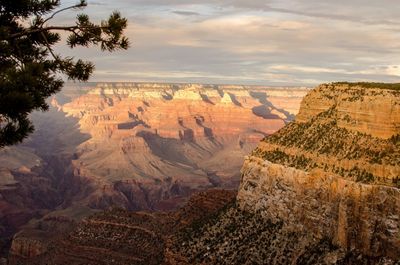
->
[332,82,400,90]
[0,0,129,147]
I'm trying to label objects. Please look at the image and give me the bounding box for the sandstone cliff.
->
[237,83,400,261]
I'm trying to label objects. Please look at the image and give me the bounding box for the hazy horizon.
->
[64,79,317,87]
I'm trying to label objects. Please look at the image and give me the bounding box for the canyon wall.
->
[238,83,400,260]
[58,83,307,211]
[296,83,400,139]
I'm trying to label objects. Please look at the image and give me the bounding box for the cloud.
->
[111,0,400,24]
[53,0,400,85]
[260,5,400,27]
[172,10,200,16]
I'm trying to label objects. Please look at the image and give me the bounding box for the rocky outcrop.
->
[9,237,48,259]
[237,83,400,261]
[296,83,400,139]
[239,158,400,259]
[253,83,400,185]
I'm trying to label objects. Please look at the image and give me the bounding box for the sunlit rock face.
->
[60,83,307,210]
[238,83,400,261]
[296,83,400,139]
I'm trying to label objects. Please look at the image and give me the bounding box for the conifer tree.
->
[0,0,129,147]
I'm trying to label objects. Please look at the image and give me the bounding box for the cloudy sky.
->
[53,0,400,86]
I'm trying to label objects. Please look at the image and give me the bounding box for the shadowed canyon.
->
[0,83,308,260]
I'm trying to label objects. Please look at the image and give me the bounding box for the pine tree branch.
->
[40,31,58,61]
[9,25,108,39]
[41,2,87,26]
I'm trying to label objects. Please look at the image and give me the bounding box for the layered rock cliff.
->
[237,83,400,260]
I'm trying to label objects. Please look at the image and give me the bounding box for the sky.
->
[53,0,400,86]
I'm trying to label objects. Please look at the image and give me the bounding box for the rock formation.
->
[237,83,400,259]
[175,83,400,264]
[55,83,307,211]
[7,82,399,265]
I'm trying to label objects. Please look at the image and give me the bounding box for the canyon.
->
[6,82,399,265]
[0,82,307,261]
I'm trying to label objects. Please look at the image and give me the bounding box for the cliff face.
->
[239,159,400,258]
[296,83,400,139]
[238,83,400,260]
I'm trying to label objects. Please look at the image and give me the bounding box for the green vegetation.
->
[332,82,400,91]
[255,149,316,171]
[255,106,399,185]
[392,177,400,188]
[254,148,378,184]
[174,204,390,265]
[391,134,400,145]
